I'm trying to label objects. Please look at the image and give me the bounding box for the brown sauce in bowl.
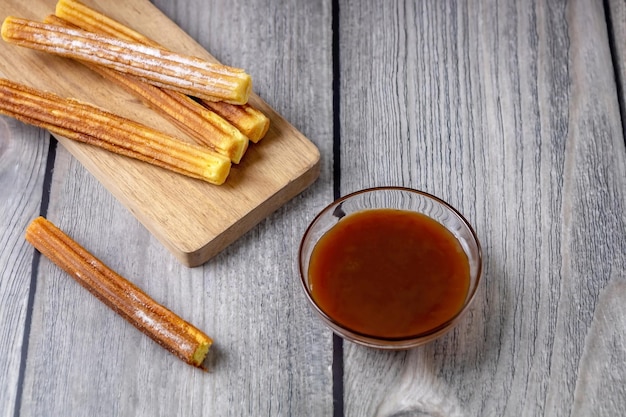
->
[308,208,470,339]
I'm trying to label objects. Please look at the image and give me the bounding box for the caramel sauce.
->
[308,208,470,339]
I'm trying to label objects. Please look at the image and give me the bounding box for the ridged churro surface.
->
[55,0,269,141]
[0,77,231,184]
[1,15,252,104]
[44,14,249,163]
[25,216,213,367]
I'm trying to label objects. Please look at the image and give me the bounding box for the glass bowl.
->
[298,187,482,349]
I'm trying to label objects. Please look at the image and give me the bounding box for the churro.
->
[44,14,248,164]
[1,16,252,104]
[25,216,212,368]
[55,0,270,142]
[0,78,231,184]
[203,100,270,143]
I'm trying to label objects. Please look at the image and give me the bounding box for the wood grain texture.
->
[0,0,320,267]
[608,0,626,129]
[339,0,626,416]
[9,0,334,416]
[0,117,48,417]
[3,0,625,415]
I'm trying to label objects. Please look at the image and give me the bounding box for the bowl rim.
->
[298,186,483,345]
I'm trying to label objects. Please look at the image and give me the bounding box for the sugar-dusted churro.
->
[1,16,252,105]
[0,78,231,184]
[55,0,270,142]
[44,14,248,164]
[25,216,213,368]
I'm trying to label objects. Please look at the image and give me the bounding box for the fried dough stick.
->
[25,216,213,368]
[1,16,252,105]
[55,0,270,142]
[0,78,231,185]
[44,14,248,164]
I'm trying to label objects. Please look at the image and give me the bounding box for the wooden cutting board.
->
[0,0,320,266]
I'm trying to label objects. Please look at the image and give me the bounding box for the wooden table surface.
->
[1,0,625,416]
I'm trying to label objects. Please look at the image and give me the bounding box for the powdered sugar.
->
[9,18,247,100]
[133,307,192,354]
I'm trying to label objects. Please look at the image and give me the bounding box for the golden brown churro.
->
[1,16,252,104]
[55,0,270,142]
[25,216,213,368]
[44,14,248,164]
[203,100,270,143]
[0,78,231,184]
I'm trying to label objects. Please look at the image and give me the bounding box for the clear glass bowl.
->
[298,187,482,349]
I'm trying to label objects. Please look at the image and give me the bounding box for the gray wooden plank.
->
[0,117,48,417]
[608,0,625,126]
[16,0,334,416]
[339,0,626,416]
